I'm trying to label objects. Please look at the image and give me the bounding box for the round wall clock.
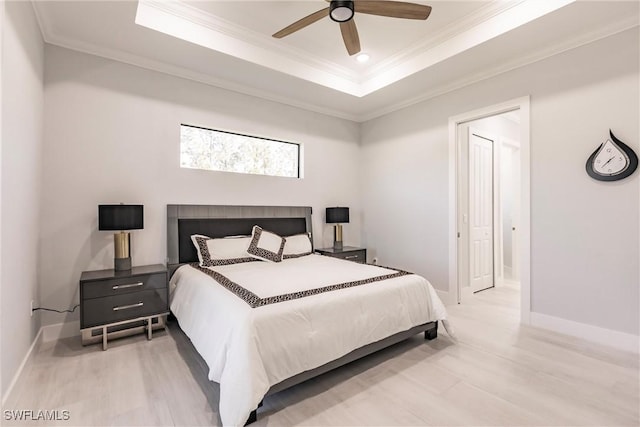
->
[586,130,638,181]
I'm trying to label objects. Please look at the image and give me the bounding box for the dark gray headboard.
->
[167,205,313,270]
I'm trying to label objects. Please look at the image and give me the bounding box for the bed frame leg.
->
[245,409,257,425]
[424,321,438,340]
[244,400,263,425]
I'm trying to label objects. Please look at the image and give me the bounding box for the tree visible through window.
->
[180,124,300,178]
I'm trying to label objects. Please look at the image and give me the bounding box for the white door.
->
[469,130,494,292]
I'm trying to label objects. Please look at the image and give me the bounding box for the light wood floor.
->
[3,283,639,426]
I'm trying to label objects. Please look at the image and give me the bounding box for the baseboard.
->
[2,321,80,406]
[1,328,43,407]
[41,320,80,343]
[530,312,639,354]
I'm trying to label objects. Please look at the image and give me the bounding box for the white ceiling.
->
[33,0,639,122]
[178,0,489,73]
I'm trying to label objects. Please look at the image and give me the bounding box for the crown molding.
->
[357,17,640,122]
[363,0,527,79]
[359,0,577,94]
[142,0,359,82]
[144,0,521,86]
[32,0,359,121]
[136,0,577,97]
[31,0,638,123]
[135,0,364,96]
[40,29,361,122]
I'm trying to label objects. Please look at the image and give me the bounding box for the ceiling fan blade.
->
[340,20,361,56]
[354,1,432,20]
[272,7,329,38]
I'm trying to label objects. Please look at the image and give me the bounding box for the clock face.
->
[592,139,629,176]
[586,131,638,182]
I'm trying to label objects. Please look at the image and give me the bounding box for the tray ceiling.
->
[33,1,639,121]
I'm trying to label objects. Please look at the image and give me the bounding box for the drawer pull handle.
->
[112,282,144,290]
[345,255,359,259]
[113,302,143,311]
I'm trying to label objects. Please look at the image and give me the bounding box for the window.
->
[180,124,300,178]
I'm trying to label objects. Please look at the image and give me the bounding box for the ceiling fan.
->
[272,1,432,56]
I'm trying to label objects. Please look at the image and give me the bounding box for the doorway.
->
[448,97,531,324]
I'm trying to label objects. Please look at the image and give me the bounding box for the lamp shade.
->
[326,207,349,224]
[98,205,144,231]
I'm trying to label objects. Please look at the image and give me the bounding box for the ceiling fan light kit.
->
[356,53,370,63]
[330,1,355,22]
[272,0,432,57]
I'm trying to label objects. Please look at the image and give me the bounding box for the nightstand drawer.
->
[332,250,366,263]
[81,288,168,329]
[81,272,166,300]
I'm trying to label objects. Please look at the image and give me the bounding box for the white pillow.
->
[283,233,313,259]
[191,234,255,267]
[246,225,285,263]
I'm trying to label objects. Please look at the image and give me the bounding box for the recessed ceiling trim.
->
[360,0,577,94]
[34,24,361,122]
[136,0,579,98]
[358,16,640,122]
[136,0,363,96]
[142,0,360,82]
[32,0,638,123]
[362,0,528,79]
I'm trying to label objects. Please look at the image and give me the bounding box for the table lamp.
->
[99,204,143,271]
[326,207,349,250]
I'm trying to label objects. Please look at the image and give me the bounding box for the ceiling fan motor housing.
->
[272,0,432,57]
[330,1,355,22]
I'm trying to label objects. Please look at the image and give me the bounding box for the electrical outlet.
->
[30,300,34,317]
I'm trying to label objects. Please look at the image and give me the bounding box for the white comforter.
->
[170,254,449,426]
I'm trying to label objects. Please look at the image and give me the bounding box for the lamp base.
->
[114,232,132,271]
[114,257,132,271]
[333,224,343,250]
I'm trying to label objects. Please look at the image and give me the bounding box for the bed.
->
[167,204,450,426]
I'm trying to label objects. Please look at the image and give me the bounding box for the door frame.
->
[448,96,531,324]
[499,137,521,283]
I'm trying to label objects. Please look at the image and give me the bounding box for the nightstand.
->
[315,246,367,264]
[80,264,169,350]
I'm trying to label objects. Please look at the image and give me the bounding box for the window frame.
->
[180,124,301,179]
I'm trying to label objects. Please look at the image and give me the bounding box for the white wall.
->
[40,45,362,327]
[1,1,44,398]
[361,28,639,336]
